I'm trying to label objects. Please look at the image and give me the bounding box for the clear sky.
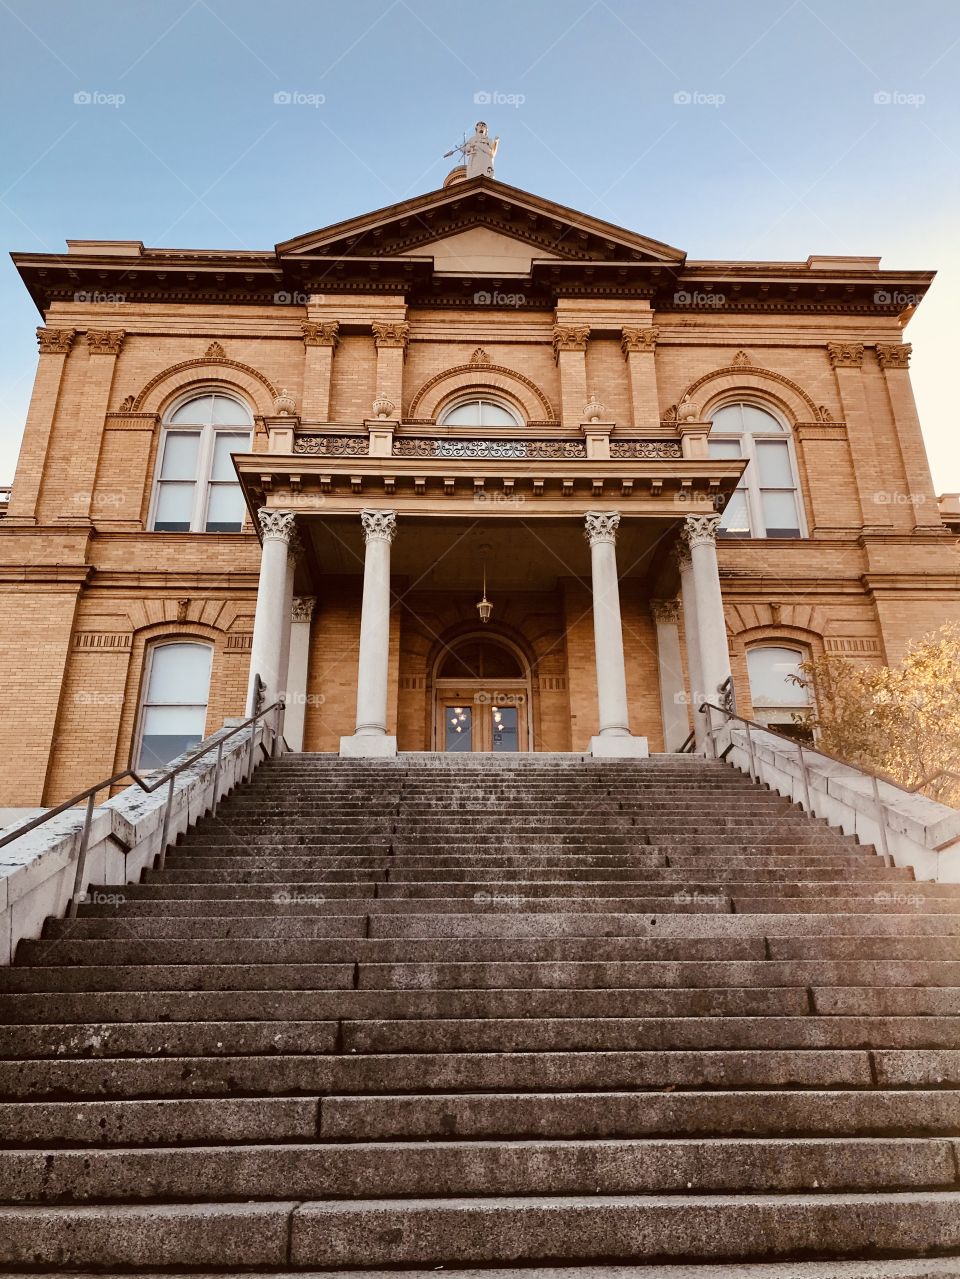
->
[0,0,957,490]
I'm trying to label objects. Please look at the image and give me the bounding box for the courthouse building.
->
[2,135,957,802]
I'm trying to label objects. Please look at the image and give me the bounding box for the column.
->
[554,325,590,429]
[246,509,296,715]
[6,328,76,524]
[621,326,660,430]
[301,320,339,421]
[875,342,942,529]
[285,596,315,752]
[340,509,398,757]
[277,530,300,700]
[650,599,689,751]
[583,511,648,758]
[58,329,124,523]
[371,322,408,422]
[674,541,706,751]
[684,514,733,742]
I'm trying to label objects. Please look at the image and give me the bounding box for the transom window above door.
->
[151,392,253,533]
[438,397,522,427]
[707,402,804,539]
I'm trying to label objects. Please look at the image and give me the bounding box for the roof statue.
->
[444,121,499,181]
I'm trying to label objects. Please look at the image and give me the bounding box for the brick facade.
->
[2,177,957,803]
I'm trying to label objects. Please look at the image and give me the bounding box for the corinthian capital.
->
[302,320,340,349]
[650,598,680,624]
[827,341,864,369]
[257,508,297,544]
[360,508,397,544]
[372,321,409,351]
[621,325,659,355]
[553,324,590,359]
[683,512,721,549]
[291,596,316,623]
[584,510,621,546]
[85,329,125,356]
[875,342,912,369]
[36,327,76,355]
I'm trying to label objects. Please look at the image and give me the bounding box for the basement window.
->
[136,641,213,771]
[151,393,253,532]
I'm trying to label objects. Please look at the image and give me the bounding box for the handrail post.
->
[211,739,224,818]
[247,718,257,782]
[743,719,757,782]
[67,793,97,920]
[271,699,283,759]
[157,773,176,872]
[797,742,812,813]
[704,704,717,759]
[870,773,892,862]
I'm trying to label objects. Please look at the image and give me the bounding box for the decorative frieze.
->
[393,438,587,460]
[827,342,864,369]
[84,330,125,356]
[620,326,658,355]
[301,320,340,349]
[372,321,409,351]
[36,327,76,355]
[824,636,882,655]
[553,324,590,358]
[584,510,621,546]
[293,435,369,456]
[875,342,912,369]
[73,632,131,651]
[226,633,253,651]
[610,439,682,460]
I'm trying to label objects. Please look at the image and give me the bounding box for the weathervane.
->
[444,121,499,179]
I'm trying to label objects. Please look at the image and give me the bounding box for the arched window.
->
[136,641,213,770]
[747,643,812,737]
[438,397,522,427]
[437,636,525,680]
[151,392,253,532]
[708,402,803,539]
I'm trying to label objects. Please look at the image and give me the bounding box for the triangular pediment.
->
[276,177,685,269]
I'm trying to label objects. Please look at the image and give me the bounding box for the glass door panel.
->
[443,704,473,752]
[490,704,519,752]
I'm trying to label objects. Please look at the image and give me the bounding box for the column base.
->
[589,734,649,759]
[339,733,398,758]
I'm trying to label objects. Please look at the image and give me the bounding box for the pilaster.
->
[6,328,77,524]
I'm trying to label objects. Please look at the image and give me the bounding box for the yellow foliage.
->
[795,623,960,807]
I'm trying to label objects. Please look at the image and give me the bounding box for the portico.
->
[238,449,737,755]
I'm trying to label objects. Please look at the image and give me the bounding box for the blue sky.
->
[1,0,958,488]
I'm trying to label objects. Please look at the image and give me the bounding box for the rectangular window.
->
[137,643,212,770]
[205,432,247,532]
[709,438,752,537]
[154,432,200,532]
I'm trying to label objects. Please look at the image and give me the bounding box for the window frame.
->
[745,641,814,733]
[708,400,806,540]
[134,638,214,772]
[437,395,523,428]
[149,391,253,533]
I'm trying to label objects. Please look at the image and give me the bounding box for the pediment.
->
[276,177,685,269]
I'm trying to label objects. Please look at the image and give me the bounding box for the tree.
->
[793,622,960,807]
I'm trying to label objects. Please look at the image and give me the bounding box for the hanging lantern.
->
[476,561,493,623]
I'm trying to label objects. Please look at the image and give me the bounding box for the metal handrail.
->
[0,696,285,918]
[698,700,960,858]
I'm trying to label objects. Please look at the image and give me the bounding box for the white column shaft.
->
[653,610,689,751]
[277,548,296,696]
[588,534,631,737]
[689,537,732,706]
[678,557,706,750]
[246,514,295,715]
[284,599,315,752]
[354,529,393,736]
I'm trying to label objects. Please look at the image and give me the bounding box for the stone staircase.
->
[1,753,960,1276]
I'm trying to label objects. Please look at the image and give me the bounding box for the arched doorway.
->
[432,633,533,752]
